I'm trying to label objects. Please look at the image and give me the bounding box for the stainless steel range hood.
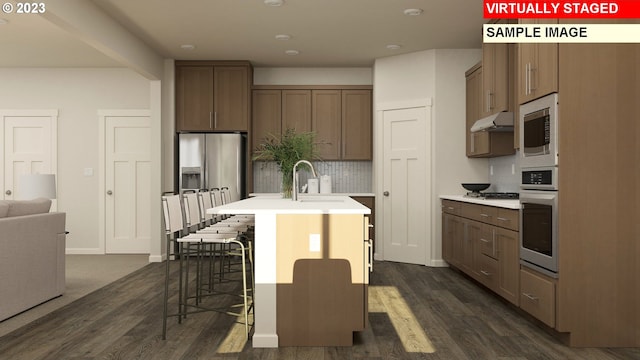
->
[470,112,514,132]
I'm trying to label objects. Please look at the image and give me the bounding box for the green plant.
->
[253,128,318,198]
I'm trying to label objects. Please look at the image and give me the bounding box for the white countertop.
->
[208,195,371,215]
[249,192,375,197]
[440,195,520,210]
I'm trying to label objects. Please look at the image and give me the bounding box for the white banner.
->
[483,24,640,43]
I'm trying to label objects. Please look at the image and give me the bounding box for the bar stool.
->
[160,193,253,340]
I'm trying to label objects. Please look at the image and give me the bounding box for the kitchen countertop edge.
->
[440,195,520,210]
[209,195,371,215]
[250,192,375,197]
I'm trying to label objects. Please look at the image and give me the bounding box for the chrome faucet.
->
[292,160,317,201]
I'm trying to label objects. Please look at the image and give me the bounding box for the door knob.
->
[383,191,389,196]
[5,190,11,195]
[106,190,113,195]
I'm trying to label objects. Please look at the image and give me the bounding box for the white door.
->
[103,112,151,254]
[0,110,57,206]
[382,106,430,264]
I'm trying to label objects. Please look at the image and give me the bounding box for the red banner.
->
[484,1,640,18]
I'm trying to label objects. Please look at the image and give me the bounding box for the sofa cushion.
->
[6,198,52,217]
[0,201,10,218]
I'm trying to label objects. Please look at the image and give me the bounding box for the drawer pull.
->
[480,238,490,243]
[523,292,539,301]
[480,213,490,218]
[448,207,455,210]
[496,217,509,222]
[480,270,492,276]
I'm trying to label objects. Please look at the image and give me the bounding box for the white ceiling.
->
[0,0,486,68]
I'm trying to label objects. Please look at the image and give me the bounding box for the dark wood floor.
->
[1,260,638,360]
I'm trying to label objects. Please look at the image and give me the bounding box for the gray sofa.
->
[0,198,66,321]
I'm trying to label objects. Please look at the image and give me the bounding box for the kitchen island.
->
[207,195,372,348]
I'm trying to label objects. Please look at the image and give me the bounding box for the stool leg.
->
[162,236,171,340]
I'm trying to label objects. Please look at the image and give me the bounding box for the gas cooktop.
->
[465,192,519,200]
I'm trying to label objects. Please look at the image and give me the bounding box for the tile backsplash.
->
[488,152,520,192]
[253,161,373,194]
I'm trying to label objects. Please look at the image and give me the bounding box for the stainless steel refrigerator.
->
[178,133,247,201]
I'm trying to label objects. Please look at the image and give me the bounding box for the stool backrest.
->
[162,194,185,234]
[182,191,201,231]
[220,186,231,205]
[198,190,214,222]
[210,188,222,207]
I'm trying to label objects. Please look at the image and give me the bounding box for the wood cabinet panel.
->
[517,19,558,104]
[252,90,282,153]
[497,228,519,305]
[496,208,519,231]
[442,200,520,306]
[466,63,515,158]
[251,87,372,161]
[175,61,251,132]
[342,90,372,160]
[477,254,499,292]
[447,214,465,268]
[464,219,482,276]
[481,42,510,117]
[479,223,496,259]
[556,37,640,346]
[312,90,341,160]
[176,66,214,131]
[442,199,462,216]
[213,66,249,131]
[520,267,555,327]
[282,90,311,133]
[461,203,498,224]
[442,213,455,263]
[352,196,375,245]
[466,64,482,156]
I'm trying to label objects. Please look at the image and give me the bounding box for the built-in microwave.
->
[520,93,558,168]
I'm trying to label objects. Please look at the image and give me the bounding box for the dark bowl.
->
[462,183,491,192]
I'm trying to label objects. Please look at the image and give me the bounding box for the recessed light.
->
[285,50,299,56]
[264,0,284,6]
[0,19,8,25]
[403,8,423,16]
[386,44,402,50]
[275,34,291,41]
[180,44,196,50]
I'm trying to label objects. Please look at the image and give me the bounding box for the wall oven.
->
[520,167,558,278]
[520,93,558,168]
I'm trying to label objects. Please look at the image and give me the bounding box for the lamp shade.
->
[18,174,57,200]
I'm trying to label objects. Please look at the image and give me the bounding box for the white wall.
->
[373,49,487,266]
[0,67,151,252]
[374,51,436,104]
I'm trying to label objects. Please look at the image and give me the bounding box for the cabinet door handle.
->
[209,112,213,129]
[529,66,537,91]
[470,133,475,154]
[480,270,492,276]
[366,239,373,272]
[480,238,490,243]
[487,92,494,112]
[524,63,528,95]
[214,112,218,129]
[523,292,539,301]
